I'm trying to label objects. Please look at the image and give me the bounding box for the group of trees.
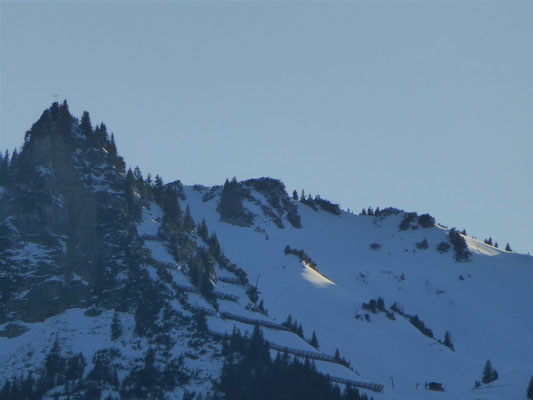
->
[216,326,371,400]
[0,338,87,400]
[281,314,305,338]
[360,206,379,216]
[483,237,513,252]
[0,337,194,400]
[389,303,455,350]
[284,245,318,270]
[217,178,253,226]
[0,150,14,186]
[292,190,341,215]
[448,228,471,262]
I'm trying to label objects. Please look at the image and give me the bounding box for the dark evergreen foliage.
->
[310,330,319,349]
[197,219,209,241]
[437,241,451,253]
[481,360,498,384]
[408,315,433,338]
[183,205,196,233]
[505,243,512,252]
[284,245,318,270]
[399,212,418,231]
[0,151,9,185]
[217,177,253,226]
[111,311,122,341]
[216,327,369,400]
[527,376,533,400]
[313,195,341,215]
[443,330,454,351]
[415,239,429,249]
[80,111,93,136]
[417,213,435,228]
[448,228,471,262]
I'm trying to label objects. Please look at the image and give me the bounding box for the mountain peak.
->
[0,105,532,400]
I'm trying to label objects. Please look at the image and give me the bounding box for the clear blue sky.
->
[1,1,532,254]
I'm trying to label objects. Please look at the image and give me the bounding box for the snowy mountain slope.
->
[1,103,532,400]
[180,183,533,399]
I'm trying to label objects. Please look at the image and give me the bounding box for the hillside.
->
[0,103,532,400]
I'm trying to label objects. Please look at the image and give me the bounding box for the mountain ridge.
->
[0,102,532,400]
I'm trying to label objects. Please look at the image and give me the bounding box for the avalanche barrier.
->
[327,376,384,393]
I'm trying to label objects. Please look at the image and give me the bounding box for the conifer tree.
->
[310,330,319,349]
[197,219,209,241]
[10,149,18,172]
[292,190,298,200]
[505,243,512,252]
[45,338,65,386]
[361,208,367,216]
[80,111,93,136]
[208,233,222,260]
[444,330,454,350]
[0,151,8,185]
[153,175,164,204]
[183,206,196,233]
[527,375,533,400]
[109,133,118,156]
[482,360,498,384]
[111,311,122,341]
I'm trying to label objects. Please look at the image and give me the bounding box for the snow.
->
[179,184,533,400]
[1,180,531,399]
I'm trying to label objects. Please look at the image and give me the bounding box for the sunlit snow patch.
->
[301,262,336,288]
[465,236,501,256]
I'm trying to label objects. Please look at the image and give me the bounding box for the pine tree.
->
[183,206,196,233]
[45,338,65,386]
[108,133,118,156]
[494,242,498,248]
[292,190,298,200]
[376,297,385,312]
[526,375,533,400]
[111,311,122,341]
[153,175,164,204]
[197,219,209,241]
[444,330,454,350]
[505,243,512,252]
[0,151,8,185]
[310,330,319,349]
[361,208,367,216]
[10,149,18,172]
[482,360,498,384]
[80,111,93,136]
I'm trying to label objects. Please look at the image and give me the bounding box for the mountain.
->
[1,102,532,400]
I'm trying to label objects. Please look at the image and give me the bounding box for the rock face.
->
[0,102,136,323]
